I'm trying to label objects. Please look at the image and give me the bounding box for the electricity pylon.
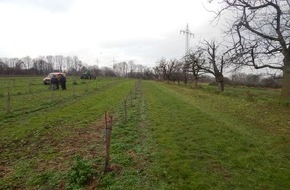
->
[180,23,194,55]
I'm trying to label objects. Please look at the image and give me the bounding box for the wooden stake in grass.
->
[28,80,32,93]
[124,98,127,122]
[85,81,89,92]
[50,82,54,102]
[72,78,76,97]
[104,112,113,172]
[130,91,133,107]
[6,92,11,113]
[7,80,10,93]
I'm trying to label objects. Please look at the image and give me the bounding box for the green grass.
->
[0,77,136,189]
[0,78,289,189]
[90,81,289,189]
[141,81,290,189]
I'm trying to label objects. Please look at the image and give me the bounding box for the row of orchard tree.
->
[155,0,290,100]
[154,55,281,88]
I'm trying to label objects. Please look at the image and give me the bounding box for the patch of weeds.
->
[66,155,95,190]
[245,91,257,102]
[279,99,290,107]
[223,90,238,97]
[26,171,62,190]
[73,81,78,85]
[1,160,35,188]
[214,90,222,95]
[208,82,218,86]
[196,85,204,90]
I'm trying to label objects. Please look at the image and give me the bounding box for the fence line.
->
[104,112,113,172]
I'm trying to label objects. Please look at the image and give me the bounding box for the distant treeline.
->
[0,55,281,88]
[0,55,154,79]
[0,55,85,75]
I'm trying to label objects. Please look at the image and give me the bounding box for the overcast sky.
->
[0,0,222,68]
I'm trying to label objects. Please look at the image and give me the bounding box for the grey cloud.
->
[98,34,185,64]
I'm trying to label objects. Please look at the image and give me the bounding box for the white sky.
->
[0,0,222,68]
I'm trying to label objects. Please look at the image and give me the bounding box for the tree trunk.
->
[281,54,290,101]
[192,78,198,88]
[217,81,224,92]
[184,78,187,86]
[216,74,224,92]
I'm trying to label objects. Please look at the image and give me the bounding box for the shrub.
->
[66,155,94,189]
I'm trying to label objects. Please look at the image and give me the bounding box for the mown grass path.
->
[143,81,290,189]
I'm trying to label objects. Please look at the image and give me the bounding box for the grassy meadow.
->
[0,76,289,189]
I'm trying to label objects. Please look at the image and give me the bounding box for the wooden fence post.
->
[85,81,89,92]
[124,98,127,122]
[6,81,11,113]
[72,78,76,97]
[50,82,54,102]
[104,112,113,172]
[6,92,11,113]
[130,91,133,107]
[28,81,31,93]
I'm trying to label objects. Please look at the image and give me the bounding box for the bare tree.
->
[71,56,82,74]
[172,60,183,85]
[124,62,128,77]
[32,58,47,74]
[154,58,167,80]
[21,56,32,70]
[65,56,72,73]
[199,40,230,91]
[55,55,65,71]
[184,49,206,88]
[143,67,154,80]
[136,64,145,78]
[154,58,181,81]
[128,60,136,77]
[211,0,290,99]
[102,67,116,77]
[0,59,8,75]
[166,59,179,81]
[113,62,128,77]
[153,66,162,80]
[15,59,24,74]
